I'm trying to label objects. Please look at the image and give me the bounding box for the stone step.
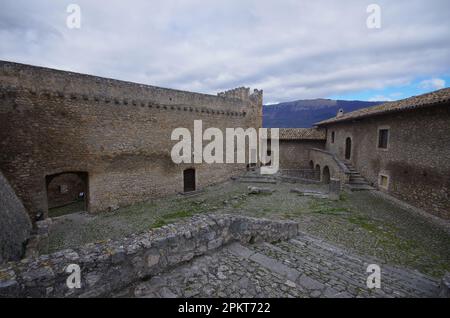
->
[268,243,388,294]
[250,242,378,297]
[178,189,205,197]
[345,184,375,191]
[124,233,439,298]
[225,243,346,297]
[348,179,370,185]
[241,173,276,179]
[341,162,374,190]
[288,233,439,294]
[238,178,277,184]
[257,235,439,297]
[349,177,367,182]
[130,242,314,298]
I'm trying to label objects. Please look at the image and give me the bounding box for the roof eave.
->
[314,99,450,127]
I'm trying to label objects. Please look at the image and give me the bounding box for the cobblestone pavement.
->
[48,178,450,279]
[116,231,439,298]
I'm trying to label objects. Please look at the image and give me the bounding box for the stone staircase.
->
[234,168,278,184]
[343,161,375,191]
[124,231,439,298]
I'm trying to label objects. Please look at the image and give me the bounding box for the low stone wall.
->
[0,214,298,298]
[309,148,350,188]
[278,169,321,185]
[280,169,319,180]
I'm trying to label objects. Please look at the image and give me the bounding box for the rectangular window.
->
[378,129,389,149]
[379,174,389,189]
[331,131,335,143]
[59,184,68,194]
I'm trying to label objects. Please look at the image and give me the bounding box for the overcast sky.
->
[1,0,449,104]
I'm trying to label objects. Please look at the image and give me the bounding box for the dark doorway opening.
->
[46,171,88,217]
[322,166,331,184]
[345,137,352,160]
[183,168,196,192]
[315,164,321,181]
[265,150,272,166]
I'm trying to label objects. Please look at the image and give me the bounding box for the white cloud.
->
[0,0,449,102]
[418,78,446,90]
[368,92,404,102]
[368,95,393,102]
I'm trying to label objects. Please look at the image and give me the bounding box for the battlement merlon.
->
[217,87,263,106]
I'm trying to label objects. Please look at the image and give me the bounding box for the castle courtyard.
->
[1,63,449,298]
[39,176,450,298]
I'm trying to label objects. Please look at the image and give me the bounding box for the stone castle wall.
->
[279,140,325,169]
[323,105,450,219]
[0,62,263,221]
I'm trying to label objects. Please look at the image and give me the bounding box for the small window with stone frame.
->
[378,174,389,189]
[378,128,389,149]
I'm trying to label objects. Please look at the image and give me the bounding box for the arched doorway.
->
[345,137,352,160]
[309,160,314,170]
[183,168,196,192]
[322,166,331,184]
[46,172,88,217]
[315,164,321,181]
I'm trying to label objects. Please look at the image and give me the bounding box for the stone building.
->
[0,61,263,224]
[281,88,450,220]
[278,128,326,170]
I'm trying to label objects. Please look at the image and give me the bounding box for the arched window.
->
[345,137,352,160]
[315,164,321,181]
[322,166,331,184]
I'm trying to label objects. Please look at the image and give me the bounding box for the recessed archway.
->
[322,166,331,184]
[345,137,352,160]
[309,160,314,170]
[315,164,321,181]
[46,171,88,217]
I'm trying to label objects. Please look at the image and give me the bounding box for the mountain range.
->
[263,99,383,128]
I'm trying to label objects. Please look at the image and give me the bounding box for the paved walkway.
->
[117,231,439,298]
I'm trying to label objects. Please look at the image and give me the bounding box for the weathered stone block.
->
[439,272,450,298]
[248,186,275,194]
[0,172,32,263]
[0,214,298,297]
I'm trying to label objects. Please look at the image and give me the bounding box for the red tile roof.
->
[316,87,450,126]
[279,128,326,140]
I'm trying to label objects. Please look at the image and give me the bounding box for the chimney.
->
[336,108,344,118]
